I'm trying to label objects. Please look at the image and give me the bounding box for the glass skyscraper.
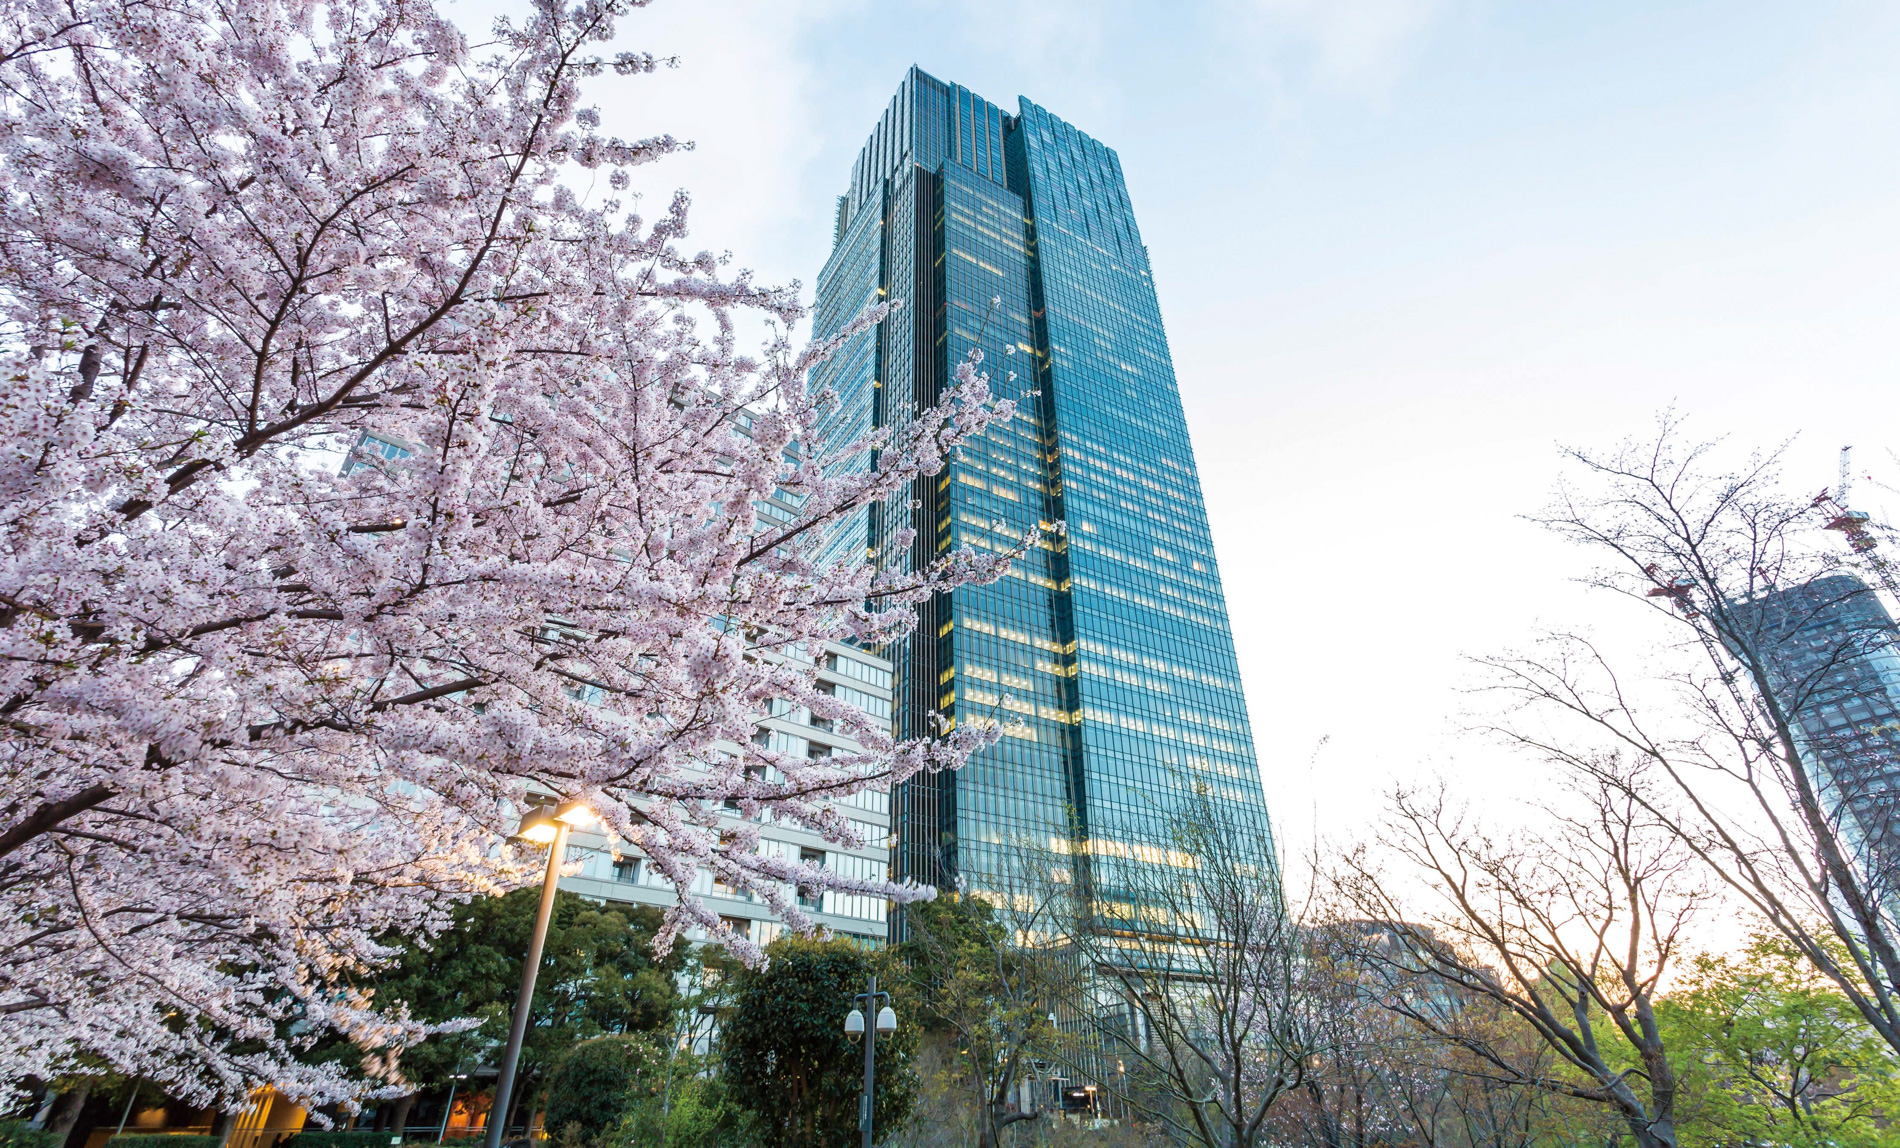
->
[1727,574,1900,890]
[810,68,1273,927]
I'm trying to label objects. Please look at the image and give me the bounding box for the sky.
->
[467,0,1900,875]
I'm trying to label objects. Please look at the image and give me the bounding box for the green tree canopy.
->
[541,1033,668,1135]
[721,936,915,1148]
[373,889,684,1096]
[897,894,1064,1148]
[1650,933,1900,1148]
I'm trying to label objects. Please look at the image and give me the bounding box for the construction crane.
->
[1644,566,1700,616]
[1644,446,1900,620]
[1811,445,1900,602]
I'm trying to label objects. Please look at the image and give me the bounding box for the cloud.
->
[1227,0,1449,94]
[586,2,844,280]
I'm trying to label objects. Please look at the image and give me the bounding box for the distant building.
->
[1727,574,1900,887]
[557,641,895,949]
[808,67,1275,928]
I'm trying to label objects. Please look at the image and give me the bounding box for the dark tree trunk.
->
[46,1088,90,1144]
[390,1094,416,1135]
[501,1080,531,1143]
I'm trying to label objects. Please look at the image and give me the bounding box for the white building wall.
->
[555,641,895,947]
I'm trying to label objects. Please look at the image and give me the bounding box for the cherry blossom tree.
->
[0,0,1024,1111]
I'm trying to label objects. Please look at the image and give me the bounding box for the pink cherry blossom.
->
[0,0,1025,1109]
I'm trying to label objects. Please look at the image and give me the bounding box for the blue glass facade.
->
[1727,575,1900,885]
[811,69,1273,926]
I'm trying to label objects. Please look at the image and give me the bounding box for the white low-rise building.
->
[555,641,895,949]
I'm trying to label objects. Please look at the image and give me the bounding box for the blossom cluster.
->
[0,0,1021,1107]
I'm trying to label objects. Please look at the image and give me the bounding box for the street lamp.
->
[843,976,896,1148]
[484,799,593,1148]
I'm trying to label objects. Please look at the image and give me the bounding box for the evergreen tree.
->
[721,937,915,1148]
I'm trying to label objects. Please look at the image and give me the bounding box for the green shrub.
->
[542,1033,667,1135]
[0,1121,61,1148]
[106,1137,221,1148]
[651,1077,754,1148]
[721,937,915,1148]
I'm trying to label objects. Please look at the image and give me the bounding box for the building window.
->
[340,432,413,476]
[725,766,764,813]
[826,652,893,690]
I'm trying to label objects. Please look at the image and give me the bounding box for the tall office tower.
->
[1729,574,1900,890]
[809,68,1273,925]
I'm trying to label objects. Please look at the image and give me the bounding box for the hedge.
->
[0,1121,61,1148]
[276,1131,415,1148]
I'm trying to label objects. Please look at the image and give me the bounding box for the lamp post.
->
[843,976,897,1148]
[113,1078,141,1136]
[484,800,592,1148]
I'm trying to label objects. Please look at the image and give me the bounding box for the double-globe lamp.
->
[484,799,594,1148]
[842,1002,897,1041]
[843,979,897,1148]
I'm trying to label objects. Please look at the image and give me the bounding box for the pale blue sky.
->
[478,0,1900,864]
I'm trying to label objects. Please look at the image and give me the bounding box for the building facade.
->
[809,68,1274,928]
[1727,574,1900,890]
[556,641,896,949]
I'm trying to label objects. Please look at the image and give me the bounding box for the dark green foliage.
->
[105,1137,220,1148]
[542,1034,666,1134]
[896,894,1011,1036]
[895,894,1062,1148]
[720,936,915,1148]
[369,890,683,1096]
[545,1075,755,1148]
[0,1122,60,1148]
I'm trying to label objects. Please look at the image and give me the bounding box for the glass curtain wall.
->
[811,69,1274,935]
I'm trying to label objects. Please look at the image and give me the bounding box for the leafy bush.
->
[545,1076,755,1148]
[0,1122,61,1148]
[647,1077,754,1148]
[542,1033,667,1135]
[107,1137,221,1148]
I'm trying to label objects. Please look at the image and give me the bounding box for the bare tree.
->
[1279,921,1578,1148]
[897,885,1069,1148]
[1479,424,1900,1056]
[1332,777,1708,1148]
[1035,786,1313,1148]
